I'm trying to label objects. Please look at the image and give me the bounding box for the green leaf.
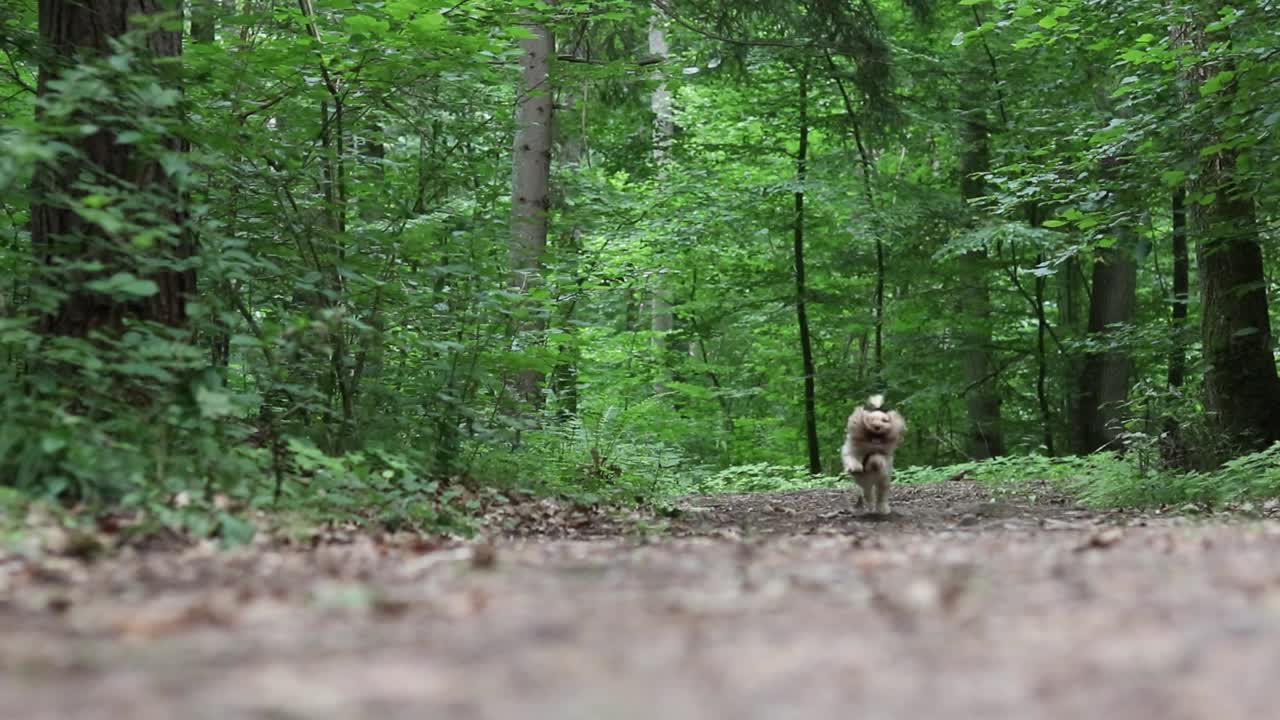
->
[1199,70,1236,96]
[85,272,160,298]
[1042,219,1068,228]
[217,513,256,547]
[1038,16,1060,29]
[1160,170,1187,188]
[196,386,236,419]
[344,14,390,37]
[951,31,967,46]
[409,12,445,35]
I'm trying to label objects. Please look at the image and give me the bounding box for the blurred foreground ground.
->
[4,481,1280,719]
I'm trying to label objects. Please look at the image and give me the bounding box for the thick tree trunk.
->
[957,111,1006,459]
[1193,154,1280,446]
[31,0,193,338]
[508,23,554,403]
[793,65,821,475]
[190,0,216,42]
[649,7,675,393]
[1185,12,1280,449]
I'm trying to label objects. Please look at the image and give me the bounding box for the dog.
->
[840,394,906,515]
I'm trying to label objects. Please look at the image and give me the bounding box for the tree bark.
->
[1185,10,1280,448]
[508,22,554,403]
[31,0,193,338]
[649,7,675,394]
[957,110,1006,459]
[793,64,821,475]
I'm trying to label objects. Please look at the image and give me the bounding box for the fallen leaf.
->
[1076,527,1124,551]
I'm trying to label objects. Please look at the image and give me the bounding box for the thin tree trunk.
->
[509,22,554,403]
[1162,185,1191,467]
[1025,205,1055,455]
[827,58,884,380]
[298,0,356,451]
[957,110,1006,459]
[550,68,587,419]
[1057,256,1086,447]
[1034,261,1054,455]
[31,0,193,338]
[1168,186,1189,389]
[793,64,821,475]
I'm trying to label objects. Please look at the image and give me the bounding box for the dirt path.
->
[5,481,1280,719]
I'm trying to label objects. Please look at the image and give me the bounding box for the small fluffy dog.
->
[840,394,906,515]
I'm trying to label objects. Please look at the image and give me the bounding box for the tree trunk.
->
[31,0,193,338]
[793,64,821,475]
[828,59,884,381]
[957,110,1005,459]
[508,22,554,403]
[1056,256,1086,447]
[1075,240,1137,453]
[649,6,675,394]
[1185,11,1280,448]
[550,63,587,419]
[190,0,216,42]
[1168,186,1189,389]
[1161,185,1192,468]
[1025,205,1055,455]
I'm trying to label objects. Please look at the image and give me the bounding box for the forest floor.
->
[5,479,1280,719]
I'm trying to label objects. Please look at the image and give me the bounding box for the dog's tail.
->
[867,394,885,409]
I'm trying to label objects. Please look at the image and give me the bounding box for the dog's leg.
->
[853,472,873,510]
[863,454,891,515]
[874,472,890,515]
[860,473,878,514]
[841,439,863,474]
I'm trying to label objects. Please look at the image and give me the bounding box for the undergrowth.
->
[678,442,1280,511]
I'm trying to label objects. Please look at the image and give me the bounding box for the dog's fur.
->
[840,394,906,515]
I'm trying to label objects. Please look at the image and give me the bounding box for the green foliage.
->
[3,0,1280,543]
[1073,444,1280,510]
[696,463,842,494]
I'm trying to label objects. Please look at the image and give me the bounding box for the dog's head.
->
[849,395,906,446]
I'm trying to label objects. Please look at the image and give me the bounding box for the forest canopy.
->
[2,0,1280,535]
